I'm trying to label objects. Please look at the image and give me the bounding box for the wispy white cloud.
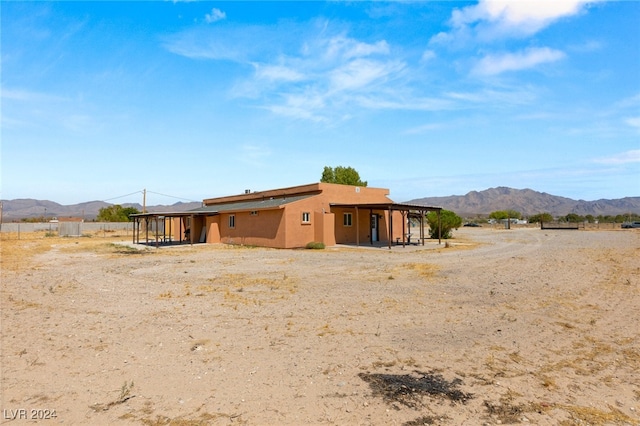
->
[205,8,226,24]
[239,144,271,166]
[420,49,436,62]
[403,122,445,135]
[473,47,565,75]
[253,64,305,82]
[329,58,403,92]
[1,88,68,102]
[625,117,640,130]
[594,150,640,165]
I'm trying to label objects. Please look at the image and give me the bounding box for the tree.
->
[564,213,584,223]
[320,166,367,186]
[97,205,140,222]
[489,210,521,220]
[528,213,553,224]
[426,209,462,239]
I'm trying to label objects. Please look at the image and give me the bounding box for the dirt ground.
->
[1,227,639,425]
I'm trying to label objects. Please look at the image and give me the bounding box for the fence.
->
[0,222,134,238]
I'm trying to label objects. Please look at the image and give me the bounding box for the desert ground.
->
[1,226,639,425]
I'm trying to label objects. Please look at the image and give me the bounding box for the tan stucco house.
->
[132,182,441,249]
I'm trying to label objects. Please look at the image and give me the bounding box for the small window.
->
[343,212,352,227]
[302,212,311,223]
[250,211,258,216]
[229,214,235,228]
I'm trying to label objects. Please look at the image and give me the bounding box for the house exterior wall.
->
[206,216,220,243]
[219,209,286,247]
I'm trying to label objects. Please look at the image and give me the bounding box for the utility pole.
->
[143,188,147,213]
[0,201,3,231]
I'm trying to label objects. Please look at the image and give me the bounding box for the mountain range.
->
[1,187,639,221]
[0,199,202,221]
[407,187,640,218]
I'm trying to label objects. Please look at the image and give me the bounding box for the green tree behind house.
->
[321,166,367,187]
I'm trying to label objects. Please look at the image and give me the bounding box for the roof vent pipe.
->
[245,189,251,194]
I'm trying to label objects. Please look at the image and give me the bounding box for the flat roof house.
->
[132,182,441,249]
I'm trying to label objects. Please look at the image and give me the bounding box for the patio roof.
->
[131,194,314,219]
[329,202,442,212]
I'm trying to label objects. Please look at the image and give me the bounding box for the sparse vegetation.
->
[305,241,325,249]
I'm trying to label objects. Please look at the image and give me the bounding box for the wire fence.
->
[0,222,134,239]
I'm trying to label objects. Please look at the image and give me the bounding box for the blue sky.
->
[2,1,639,206]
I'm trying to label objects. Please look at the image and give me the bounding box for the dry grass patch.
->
[140,412,243,425]
[1,238,55,271]
[204,272,299,304]
[392,262,440,279]
[557,404,638,425]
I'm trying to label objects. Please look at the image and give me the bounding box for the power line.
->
[146,190,200,203]
[101,190,200,204]
[102,190,144,202]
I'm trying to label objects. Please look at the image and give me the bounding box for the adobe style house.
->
[132,182,441,249]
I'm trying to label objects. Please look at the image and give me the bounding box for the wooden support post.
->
[155,216,159,248]
[355,207,359,246]
[190,214,194,245]
[369,208,373,245]
[388,207,392,249]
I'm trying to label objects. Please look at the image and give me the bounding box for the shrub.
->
[305,241,325,249]
[426,210,462,239]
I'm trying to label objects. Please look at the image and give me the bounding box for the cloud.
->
[473,47,565,75]
[432,0,598,45]
[253,64,305,82]
[420,49,436,62]
[625,117,640,130]
[329,58,404,92]
[239,144,271,166]
[205,8,226,24]
[594,150,640,165]
[453,0,594,36]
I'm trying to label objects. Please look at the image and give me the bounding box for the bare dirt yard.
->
[1,227,639,425]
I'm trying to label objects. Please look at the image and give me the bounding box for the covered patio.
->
[130,211,213,247]
[330,202,442,249]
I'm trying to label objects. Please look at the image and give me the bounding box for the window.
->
[343,212,352,227]
[250,211,258,216]
[229,214,235,228]
[302,212,311,223]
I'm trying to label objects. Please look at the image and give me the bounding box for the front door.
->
[371,214,379,242]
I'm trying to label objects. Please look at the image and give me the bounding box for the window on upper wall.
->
[302,212,311,223]
[229,214,235,228]
[343,212,352,227]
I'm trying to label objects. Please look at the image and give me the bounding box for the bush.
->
[426,210,462,239]
[305,241,325,249]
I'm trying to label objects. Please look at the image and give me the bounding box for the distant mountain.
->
[0,199,202,221]
[407,187,640,218]
[3,187,639,221]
